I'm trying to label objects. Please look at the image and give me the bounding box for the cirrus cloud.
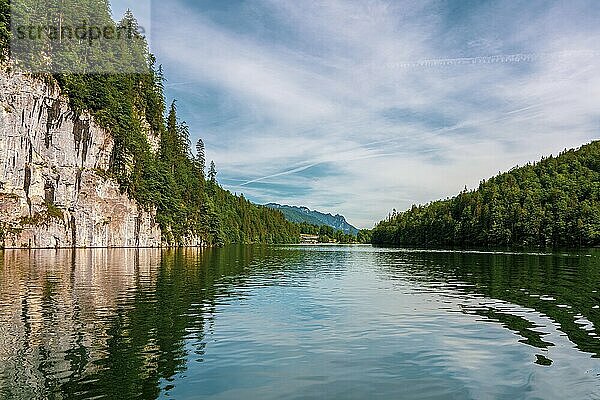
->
[139,0,600,228]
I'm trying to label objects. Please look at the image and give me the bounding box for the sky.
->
[111,0,600,228]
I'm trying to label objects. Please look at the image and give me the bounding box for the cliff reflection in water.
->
[0,247,261,399]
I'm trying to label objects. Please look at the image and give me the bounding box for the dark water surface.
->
[1,245,600,399]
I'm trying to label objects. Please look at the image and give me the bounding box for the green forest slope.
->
[372,141,600,248]
[0,0,299,245]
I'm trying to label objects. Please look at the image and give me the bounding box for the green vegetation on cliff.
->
[0,1,299,245]
[372,141,600,248]
[0,0,7,59]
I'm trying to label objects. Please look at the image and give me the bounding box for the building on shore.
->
[300,234,319,244]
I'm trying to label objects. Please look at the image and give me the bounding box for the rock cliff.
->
[0,68,162,248]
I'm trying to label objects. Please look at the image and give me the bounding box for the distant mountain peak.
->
[265,203,358,235]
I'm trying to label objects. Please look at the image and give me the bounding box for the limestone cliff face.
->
[0,68,162,248]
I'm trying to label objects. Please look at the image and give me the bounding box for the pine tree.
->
[208,161,217,183]
[161,101,178,173]
[196,139,205,177]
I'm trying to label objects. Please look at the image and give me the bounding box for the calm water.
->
[1,246,600,399]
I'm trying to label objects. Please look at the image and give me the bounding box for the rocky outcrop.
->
[0,68,162,248]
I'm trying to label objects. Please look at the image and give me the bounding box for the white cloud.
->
[153,0,600,228]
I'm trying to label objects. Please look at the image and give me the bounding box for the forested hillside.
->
[372,141,600,248]
[0,0,299,245]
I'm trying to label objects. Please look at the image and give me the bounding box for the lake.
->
[1,245,599,399]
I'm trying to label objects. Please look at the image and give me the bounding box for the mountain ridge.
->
[265,203,359,235]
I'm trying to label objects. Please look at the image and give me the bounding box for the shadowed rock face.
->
[0,69,161,248]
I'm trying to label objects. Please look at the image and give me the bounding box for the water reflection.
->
[0,247,263,399]
[374,249,600,360]
[0,246,599,399]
